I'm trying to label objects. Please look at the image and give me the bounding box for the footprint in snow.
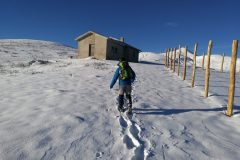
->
[129,123,140,140]
[75,116,85,123]
[37,136,52,149]
[96,152,104,158]
[123,135,135,149]
[119,116,128,128]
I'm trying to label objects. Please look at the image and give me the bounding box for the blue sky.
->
[0,0,239,55]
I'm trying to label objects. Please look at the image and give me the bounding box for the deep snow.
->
[0,40,240,160]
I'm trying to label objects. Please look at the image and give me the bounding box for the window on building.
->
[111,46,118,54]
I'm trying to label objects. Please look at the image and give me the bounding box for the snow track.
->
[116,82,153,160]
[118,113,152,160]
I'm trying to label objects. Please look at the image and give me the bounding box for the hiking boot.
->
[118,106,124,112]
[127,107,133,115]
[126,94,132,107]
[128,105,132,113]
[118,95,124,108]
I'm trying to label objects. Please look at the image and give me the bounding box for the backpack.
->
[118,61,133,80]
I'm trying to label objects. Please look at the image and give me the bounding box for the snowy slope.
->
[139,52,162,62]
[140,50,240,72]
[140,49,194,67]
[0,39,77,64]
[0,42,240,160]
[196,55,240,72]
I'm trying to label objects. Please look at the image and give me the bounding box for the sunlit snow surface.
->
[0,40,240,160]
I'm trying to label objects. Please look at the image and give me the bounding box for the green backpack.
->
[119,61,132,80]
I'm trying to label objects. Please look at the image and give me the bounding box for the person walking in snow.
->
[110,57,136,113]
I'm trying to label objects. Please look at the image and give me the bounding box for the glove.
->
[110,85,113,89]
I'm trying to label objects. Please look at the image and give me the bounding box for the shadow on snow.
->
[133,106,240,115]
[139,61,164,66]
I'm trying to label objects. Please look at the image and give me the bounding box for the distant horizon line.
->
[0,38,237,56]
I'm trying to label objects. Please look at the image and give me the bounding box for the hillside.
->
[0,40,240,160]
[140,50,240,72]
[0,39,77,64]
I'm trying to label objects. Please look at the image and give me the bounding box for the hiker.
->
[110,57,136,113]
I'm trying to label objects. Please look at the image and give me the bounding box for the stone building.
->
[75,31,140,62]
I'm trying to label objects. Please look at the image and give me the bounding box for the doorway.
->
[89,44,95,57]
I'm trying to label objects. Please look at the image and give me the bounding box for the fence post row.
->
[164,40,239,117]
[191,43,198,87]
[204,40,213,97]
[226,40,238,117]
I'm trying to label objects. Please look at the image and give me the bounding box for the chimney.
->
[120,37,125,42]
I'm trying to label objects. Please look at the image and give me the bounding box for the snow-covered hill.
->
[140,50,240,72]
[0,40,240,160]
[0,39,77,64]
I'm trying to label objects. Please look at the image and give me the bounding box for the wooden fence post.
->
[165,49,168,66]
[202,53,205,70]
[204,40,213,97]
[172,48,174,70]
[166,49,168,67]
[183,46,187,80]
[170,49,173,70]
[163,50,166,64]
[191,43,198,87]
[226,40,238,117]
[167,49,170,68]
[177,45,181,76]
[173,48,176,72]
[221,53,225,72]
